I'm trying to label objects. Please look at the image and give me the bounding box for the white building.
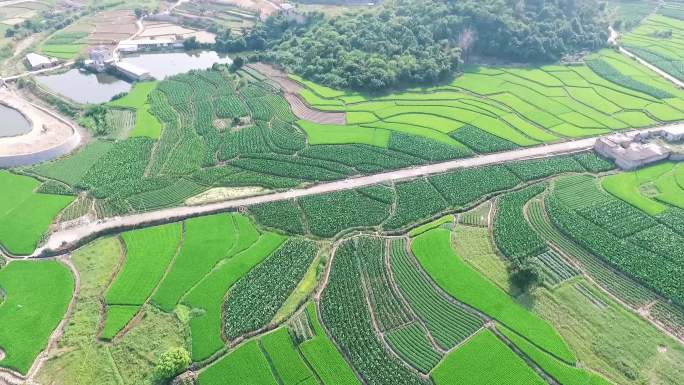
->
[117,38,182,53]
[25,53,58,70]
[112,61,152,81]
[595,134,671,170]
[86,46,116,72]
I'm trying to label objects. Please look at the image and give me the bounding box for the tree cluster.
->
[214,0,608,91]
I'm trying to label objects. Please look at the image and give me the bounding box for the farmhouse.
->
[25,53,58,70]
[595,127,684,170]
[85,46,116,73]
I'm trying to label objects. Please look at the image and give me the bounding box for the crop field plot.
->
[102,223,182,339]
[286,50,684,148]
[546,174,684,307]
[108,82,162,139]
[0,171,74,255]
[0,260,74,374]
[412,227,575,363]
[622,14,684,82]
[431,329,546,385]
[175,0,257,34]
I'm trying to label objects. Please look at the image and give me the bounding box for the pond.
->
[0,104,32,138]
[35,50,232,104]
[36,70,132,104]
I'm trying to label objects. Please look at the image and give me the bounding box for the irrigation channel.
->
[25,122,684,259]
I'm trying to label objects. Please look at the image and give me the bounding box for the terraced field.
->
[287,49,684,148]
[622,14,684,82]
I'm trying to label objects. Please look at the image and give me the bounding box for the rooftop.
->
[25,53,53,67]
[112,61,150,77]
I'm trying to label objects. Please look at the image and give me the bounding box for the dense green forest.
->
[215,0,609,91]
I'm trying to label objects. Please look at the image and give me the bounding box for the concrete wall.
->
[0,132,80,168]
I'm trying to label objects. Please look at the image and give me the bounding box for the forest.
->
[215,0,609,91]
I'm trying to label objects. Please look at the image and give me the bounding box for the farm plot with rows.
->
[546,174,684,306]
[7,7,684,382]
[288,49,684,147]
[622,14,684,82]
[6,150,684,385]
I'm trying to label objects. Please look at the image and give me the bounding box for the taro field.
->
[4,149,684,385]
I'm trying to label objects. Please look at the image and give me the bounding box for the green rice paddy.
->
[0,260,74,374]
[0,171,74,255]
[291,50,684,150]
[431,330,545,385]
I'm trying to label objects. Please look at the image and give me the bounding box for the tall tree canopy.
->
[216,0,608,91]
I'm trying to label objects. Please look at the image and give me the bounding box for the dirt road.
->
[29,123,684,258]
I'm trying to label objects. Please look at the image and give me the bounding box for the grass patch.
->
[0,171,74,255]
[36,237,187,385]
[108,82,162,139]
[100,305,140,341]
[431,329,546,385]
[601,164,672,216]
[198,340,277,385]
[297,120,391,147]
[531,279,684,385]
[0,260,74,374]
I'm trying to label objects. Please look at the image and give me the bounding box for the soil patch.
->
[185,186,268,205]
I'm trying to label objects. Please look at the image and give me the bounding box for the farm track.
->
[25,122,684,259]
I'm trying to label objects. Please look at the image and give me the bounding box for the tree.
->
[154,347,191,383]
[230,56,245,71]
[509,263,540,292]
[183,36,200,50]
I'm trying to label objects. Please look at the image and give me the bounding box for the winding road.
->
[30,123,684,258]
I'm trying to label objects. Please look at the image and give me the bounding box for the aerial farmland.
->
[0,0,683,385]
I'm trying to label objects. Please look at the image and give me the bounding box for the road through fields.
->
[29,123,684,258]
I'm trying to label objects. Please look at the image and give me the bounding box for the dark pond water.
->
[0,104,32,137]
[36,70,132,104]
[35,51,232,104]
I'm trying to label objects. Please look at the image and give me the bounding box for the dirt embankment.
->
[0,87,81,167]
[247,63,347,125]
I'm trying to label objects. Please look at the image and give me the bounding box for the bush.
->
[154,347,191,382]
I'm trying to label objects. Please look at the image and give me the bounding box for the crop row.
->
[546,193,684,306]
[390,239,483,350]
[223,239,317,340]
[532,249,578,287]
[526,199,656,308]
[493,183,548,261]
[321,239,428,385]
[385,323,442,374]
[356,237,414,331]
